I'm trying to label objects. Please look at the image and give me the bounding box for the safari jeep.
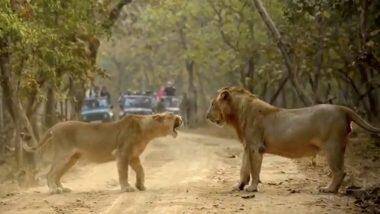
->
[81,97,114,123]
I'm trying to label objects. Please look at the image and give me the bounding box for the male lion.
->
[206,86,380,193]
[24,113,182,194]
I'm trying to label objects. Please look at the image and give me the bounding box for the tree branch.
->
[103,0,133,30]
[208,0,239,52]
[270,75,289,104]
[251,0,313,106]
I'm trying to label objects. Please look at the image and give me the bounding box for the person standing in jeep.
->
[164,81,176,96]
[100,86,111,103]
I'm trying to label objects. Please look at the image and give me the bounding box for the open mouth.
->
[215,120,224,127]
[208,118,223,127]
[172,117,183,138]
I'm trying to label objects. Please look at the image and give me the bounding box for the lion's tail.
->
[340,106,380,133]
[23,129,54,153]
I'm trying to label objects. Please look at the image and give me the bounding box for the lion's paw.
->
[245,185,258,192]
[49,187,63,194]
[60,187,72,193]
[121,186,135,192]
[232,182,246,191]
[318,186,337,194]
[136,184,146,191]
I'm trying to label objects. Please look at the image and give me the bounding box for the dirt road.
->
[0,132,358,213]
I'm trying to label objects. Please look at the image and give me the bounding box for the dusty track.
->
[0,132,358,213]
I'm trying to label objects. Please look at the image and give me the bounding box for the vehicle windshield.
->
[124,96,152,108]
[82,98,109,110]
[163,97,180,108]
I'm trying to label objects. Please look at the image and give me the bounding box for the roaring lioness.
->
[206,86,380,193]
[24,113,182,194]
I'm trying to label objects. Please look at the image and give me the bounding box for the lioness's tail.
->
[23,129,54,152]
[341,106,380,133]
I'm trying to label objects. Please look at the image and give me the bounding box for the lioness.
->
[24,113,182,194]
[206,86,380,193]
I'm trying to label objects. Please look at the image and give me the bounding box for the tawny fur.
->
[24,113,182,194]
[207,86,380,193]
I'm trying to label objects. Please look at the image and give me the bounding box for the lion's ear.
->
[153,115,164,122]
[219,90,230,101]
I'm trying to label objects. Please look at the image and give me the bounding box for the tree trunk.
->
[45,84,58,127]
[251,0,313,106]
[115,60,124,95]
[0,89,3,131]
[259,80,268,99]
[358,0,378,120]
[178,24,198,126]
[312,12,324,104]
[0,42,38,180]
[142,69,151,91]
[186,60,198,126]
[64,98,69,120]
[270,76,289,104]
[68,78,86,120]
[0,46,15,120]
[281,88,287,108]
[245,57,255,92]
[25,90,41,140]
[195,68,208,115]
[239,66,245,88]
